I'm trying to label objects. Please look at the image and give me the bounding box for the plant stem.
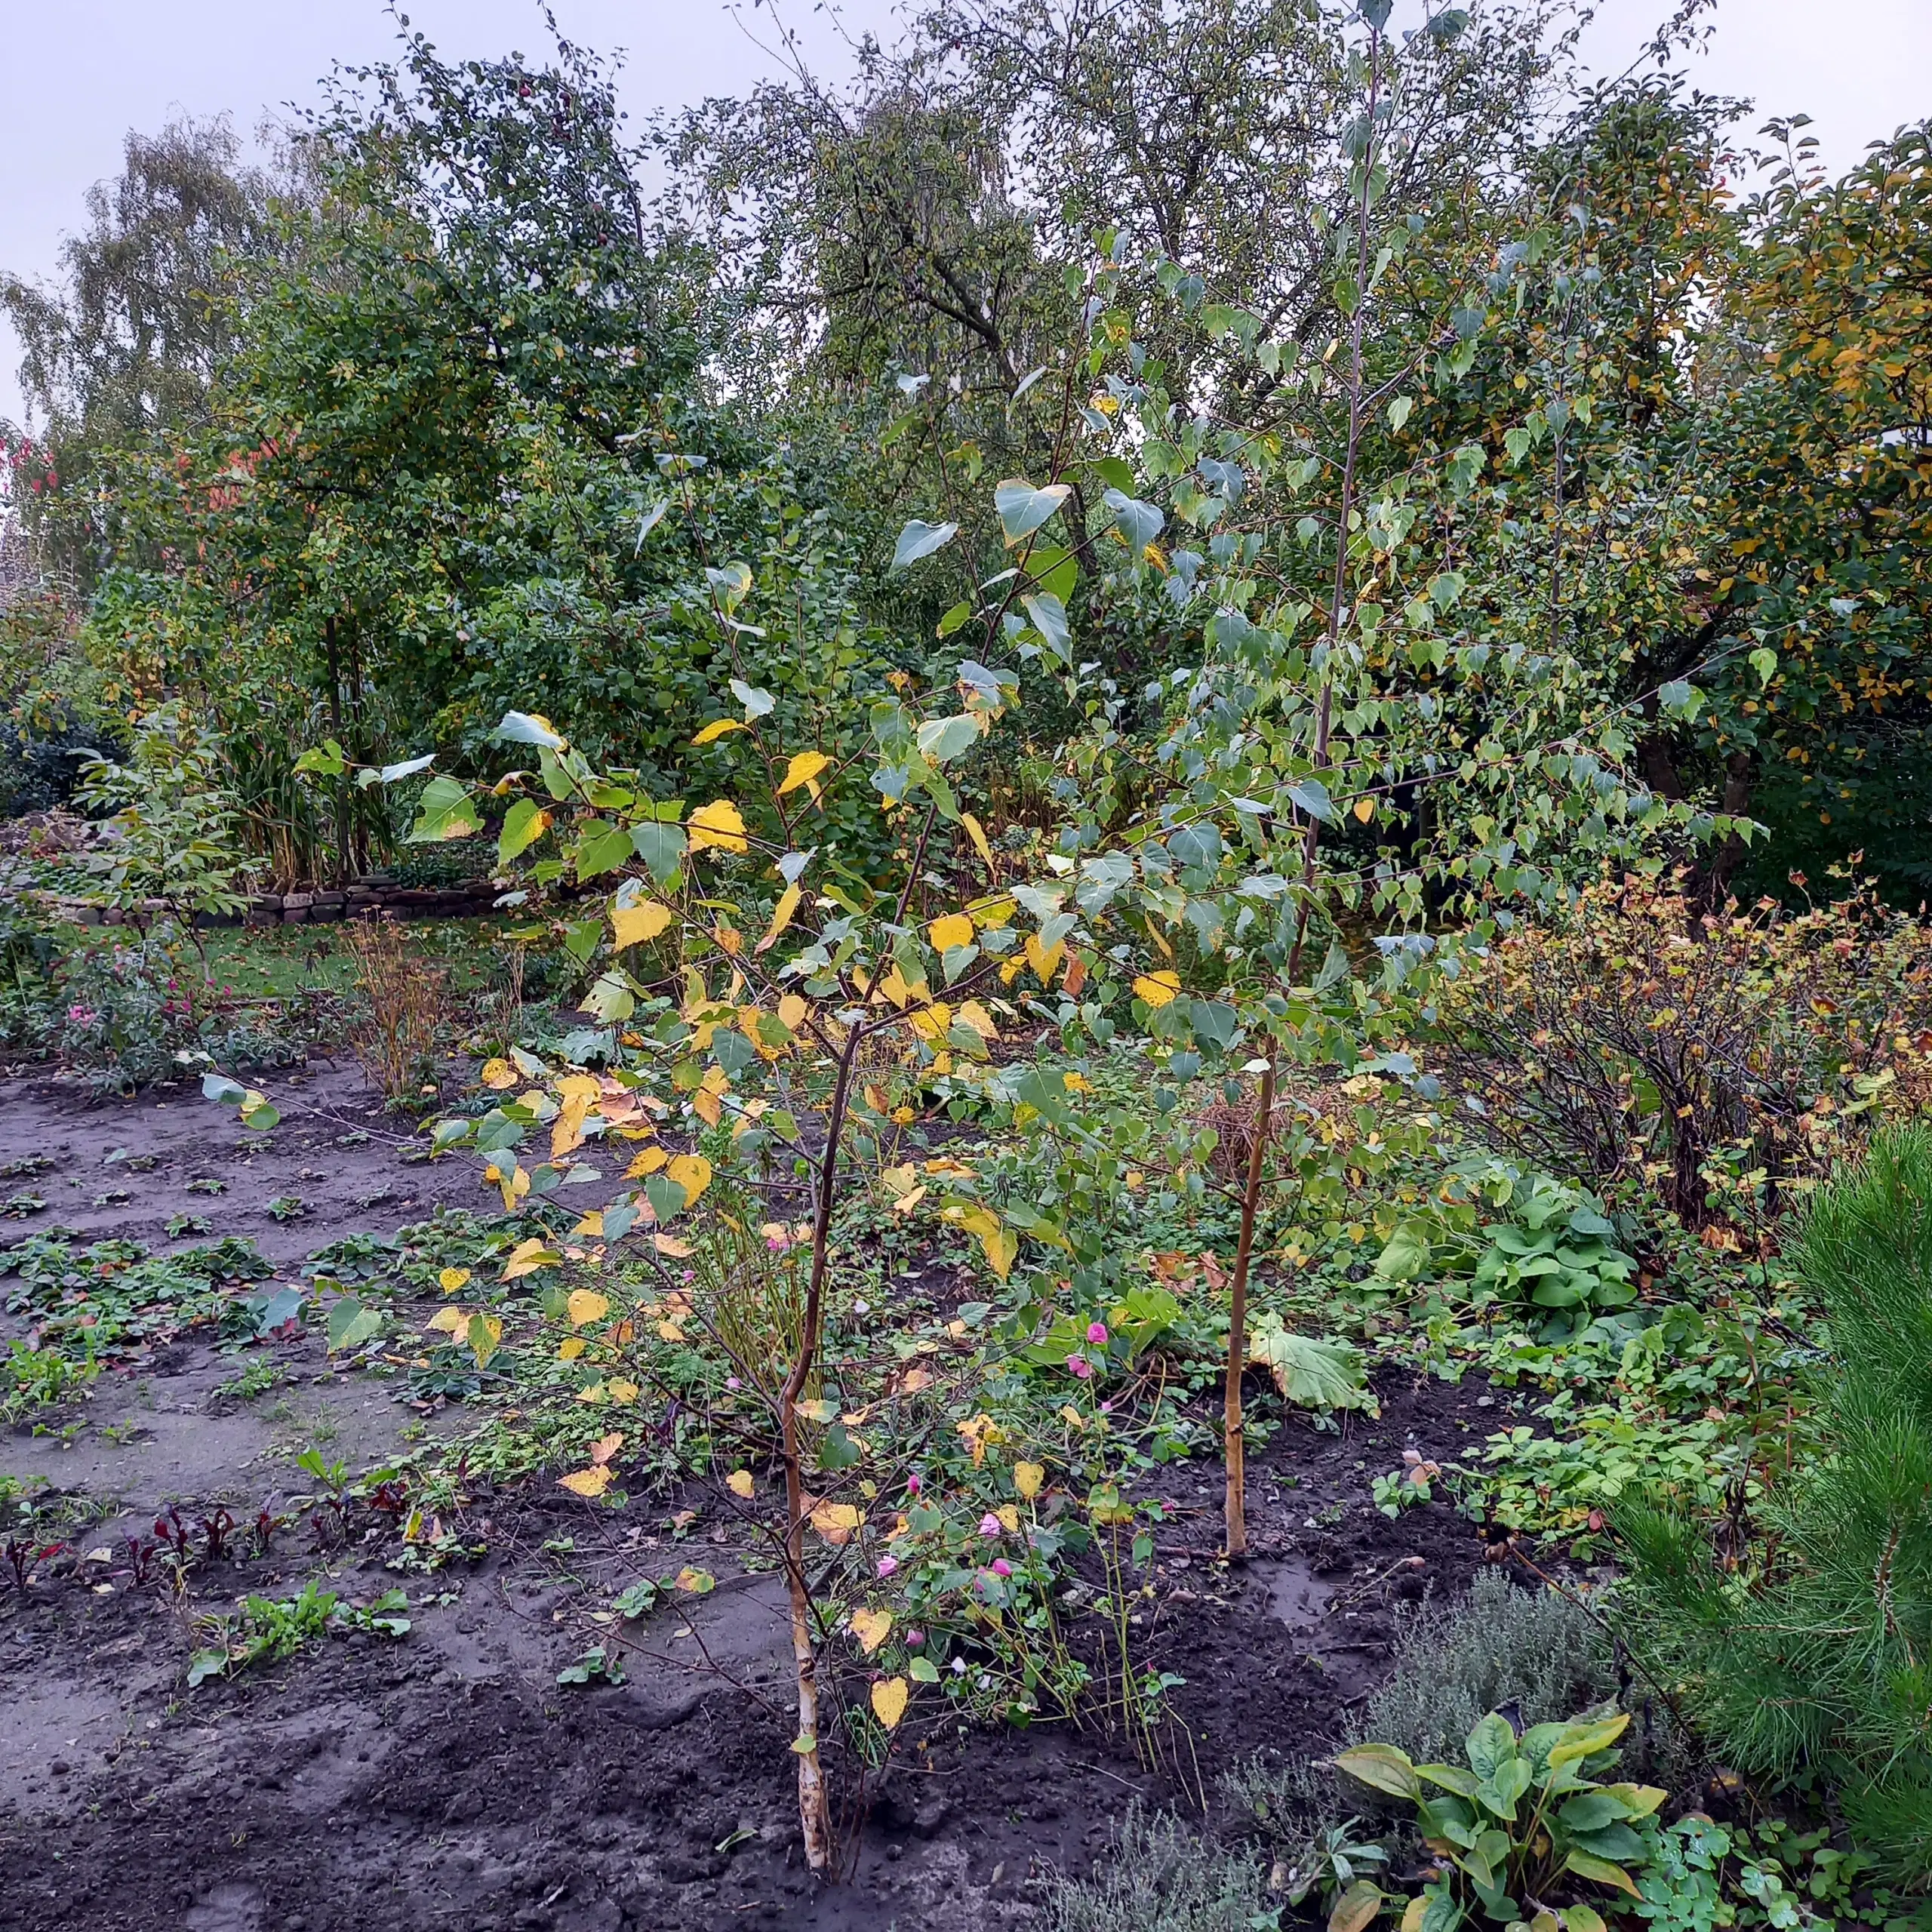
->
[776,1015,865,1875]
[1223,1057,1275,1558]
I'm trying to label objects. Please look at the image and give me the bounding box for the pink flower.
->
[906,1629,924,1647]
[876,1555,898,1578]
[905,1473,922,1496]
[1067,1354,1093,1380]
[765,1232,789,1254]
[992,1558,1012,1578]
[978,1512,1001,1538]
[1086,1321,1109,1346]
[724,1376,741,1391]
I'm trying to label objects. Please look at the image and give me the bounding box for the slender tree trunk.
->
[1221,23,1383,1559]
[1222,1059,1275,1557]
[776,1023,864,1875]
[323,615,351,889]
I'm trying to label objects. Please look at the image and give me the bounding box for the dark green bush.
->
[1619,1126,1932,1881]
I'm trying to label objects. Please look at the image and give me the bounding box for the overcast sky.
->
[3,0,1928,428]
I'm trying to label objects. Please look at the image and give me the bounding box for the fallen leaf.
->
[608,1379,640,1404]
[557,1336,587,1361]
[587,1432,624,1466]
[558,1466,614,1498]
[438,1266,471,1295]
[1014,1462,1044,1500]
[727,1469,755,1499]
[480,1059,518,1090]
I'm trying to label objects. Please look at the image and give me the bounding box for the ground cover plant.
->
[4,0,1932,1924]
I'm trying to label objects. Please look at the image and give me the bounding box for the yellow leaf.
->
[961,811,996,873]
[654,1234,693,1258]
[810,1501,863,1543]
[758,881,802,952]
[674,1566,714,1593]
[426,1306,469,1337]
[777,749,830,795]
[1352,796,1376,823]
[503,1236,557,1281]
[558,1466,614,1498]
[850,1607,893,1655]
[626,1145,668,1177]
[611,899,677,950]
[955,1000,999,1040]
[1014,1461,1044,1500]
[552,1091,593,1158]
[556,1336,586,1361]
[692,718,749,744]
[570,1211,605,1238]
[714,920,743,956]
[667,1153,712,1204]
[438,1266,471,1296]
[687,798,749,854]
[608,1379,639,1403]
[1134,970,1182,1009]
[928,912,975,952]
[870,1677,910,1730]
[727,1469,755,1499]
[587,1431,624,1466]
[567,1289,611,1328]
[996,1504,1020,1533]
[1025,933,1065,983]
[480,1058,518,1090]
[777,992,808,1032]
[892,1185,928,1215]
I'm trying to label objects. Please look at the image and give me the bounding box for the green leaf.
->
[1333,1743,1421,1801]
[1103,488,1164,551]
[1249,1324,1376,1414]
[498,797,549,865]
[326,1297,385,1353]
[496,711,565,749]
[994,478,1069,545]
[408,774,482,844]
[936,600,972,638]
[574,821,634,881]
[1089,456,1136,494]
[630,822,688,885]
[729,678,775,718]
[892,518,960,572]
[202,1072,247,1106]
[1562,1852,1641,1898]
[644,1174,689,1225]
[918,715,980,764]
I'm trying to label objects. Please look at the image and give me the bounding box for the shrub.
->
[1617,1127,1932,1881]
[343,918,446,1104]
[32,931,302,1096]
[1433,872,1932,1228]
[1038,1804,1275,1932]
[1353,1573,1617,1767]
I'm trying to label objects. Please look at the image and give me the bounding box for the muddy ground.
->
[0,1060,1522,1931]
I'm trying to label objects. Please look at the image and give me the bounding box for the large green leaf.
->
[1249,1323,1377,1414]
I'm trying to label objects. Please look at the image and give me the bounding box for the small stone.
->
[50,1760,70,1776]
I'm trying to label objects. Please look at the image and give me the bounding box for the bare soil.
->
[0,1064,1520,1931]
